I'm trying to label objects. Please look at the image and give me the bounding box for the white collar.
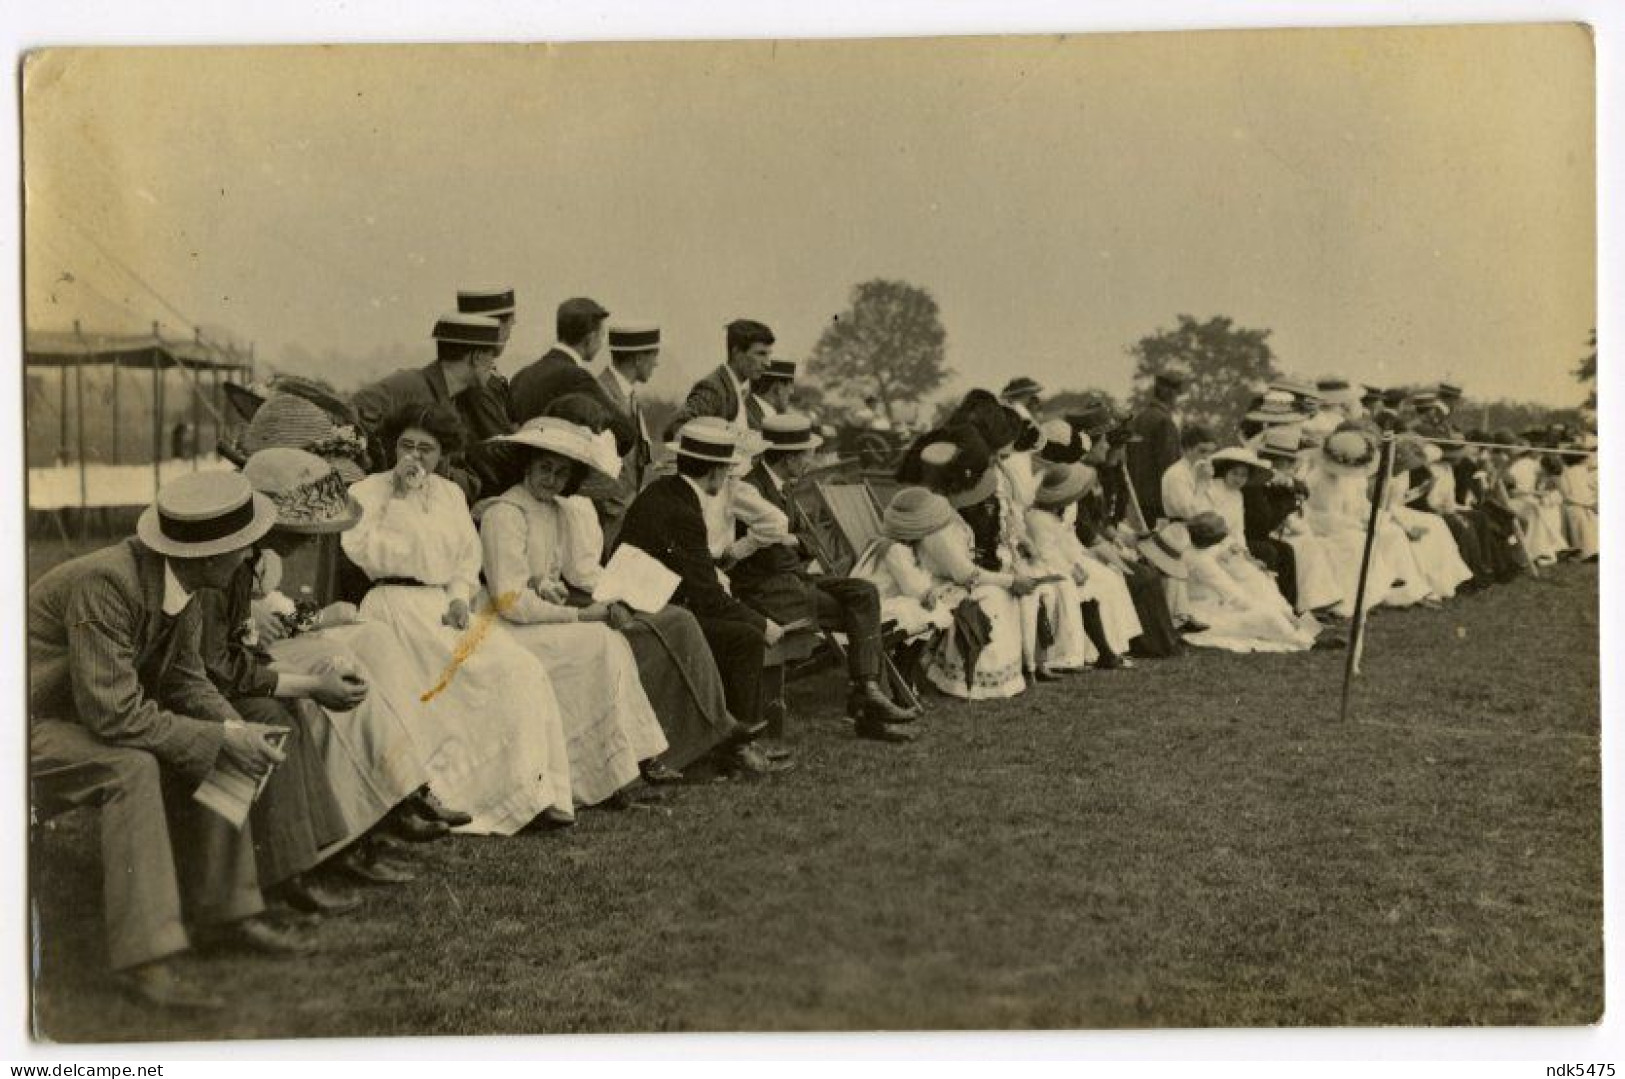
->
[553,342,586,367]
[761,462,786,493]
[680,473,713,503]
[723,364,750,396]
[162,561,192,617]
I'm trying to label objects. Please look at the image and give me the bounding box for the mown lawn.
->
[30,562,1601,1041]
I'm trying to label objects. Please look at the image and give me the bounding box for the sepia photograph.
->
[15,16,1603,1049]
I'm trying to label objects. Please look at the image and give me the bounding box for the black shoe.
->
[641,759,686,785]
[755,738,794,762]
[855,718,915,744]
[1032,665,1064,683]
[388,807,450,843]
[279,873,364,915]
[115,962,225,1011]
[414,790,473,829]
[1177,618,1211,634]
[724,743,794,778]
[338,844,418,885]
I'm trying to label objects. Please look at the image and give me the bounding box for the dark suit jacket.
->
[744,393,766,431]
[27,538,237,783]
[1124,399,1181,525]
[509,347,636,455]
[349,362,512,499]
[612,474,766,631]
[665,364,746,440]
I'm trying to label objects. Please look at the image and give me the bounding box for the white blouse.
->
[343,472,482,603]
[479,486,606,624]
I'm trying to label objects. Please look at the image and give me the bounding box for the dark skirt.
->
[621,607,738,772]
[1123,562,1184,658]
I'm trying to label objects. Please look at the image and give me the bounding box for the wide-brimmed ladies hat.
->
[882,486,956,541]
[243,393,369,483]
[137,470,278,559]
[1034,462,1098,508]
[1322,425,1379,474]
[1000,376,1044,403]
[664,417,749,465]
[1246,390,1301,425]
[243,447,364,533]
[760,412,823,453]
[1038,419,1090,465]
[1137,521,1190,580]
[1209,447,1271,477]
[1186,511,1230,549]
[494,416,623,481]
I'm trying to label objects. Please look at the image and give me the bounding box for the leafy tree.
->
[806,279,952,422]
[1576,328,1597,409]
[1126,314,1280,435]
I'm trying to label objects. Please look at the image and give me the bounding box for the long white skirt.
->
[1391,506,1474,599]
[353,584,574,835]
[1564,504,1599,559]
[1026,579,1090,671]
[491,614,668,807]
[1075,558,1143,656]
[927,583,1028,700]
[268,626,430,845]
[1280,532,1344,614]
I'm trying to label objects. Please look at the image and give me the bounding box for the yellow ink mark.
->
[420,592,519,703]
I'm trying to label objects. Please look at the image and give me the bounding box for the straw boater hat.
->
[1360,384,1385,406]
[1245,390,1302,425]
[1153,370,1187,392]
[1185,511,1230,550]
[1209,446,1271,478]
[137,470,278,559]
[1000,376,1044,403]
[1034,462,1098,508]
[432,312,506,349]
[760,412,823,453]
[1137,521,1190,580]
[1321,425,1379,474]
[493,416,623,482]
[457,287,516,321]
[1316,378,1360,411]
[882,487,956,542]
[1410,390,1443,412]
[243,448,364,533]
[665,417,749,466]
[1258,424,1303,462]
[757,358,798,383]
[243,393,369,483]
[608,323,661,354]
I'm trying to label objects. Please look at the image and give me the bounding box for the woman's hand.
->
[318,601,360,629]
[442,597,471,630]
[527,575,569,604]
[604,602,636,632]
[1010,574,1037,597]
[312,669,369,711]
[392,457,427,497]
[1071,565,1091,586]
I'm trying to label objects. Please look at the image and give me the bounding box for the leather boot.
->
[846,678,920,723]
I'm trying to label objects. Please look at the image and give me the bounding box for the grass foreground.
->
[30,561,1602,1041]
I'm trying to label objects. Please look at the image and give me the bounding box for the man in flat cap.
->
[665,319,774,438]
[350,312,510,501]
[1124,370,1186,527]
[746,358,797,430]
[508,298,636,457]
[587,322,662,547]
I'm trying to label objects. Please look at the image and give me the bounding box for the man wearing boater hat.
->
[28,472,311,1010]
[454,285,520,435]
[1125,370,1186,527]
[613,419,794,777]
[730,413,922,742]
[665,319,775,437]
[351,312,511,500]
[588,321,662,547]
[746,358,798,430]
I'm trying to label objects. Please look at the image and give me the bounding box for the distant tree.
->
[806,279,952,422]
[1576,328,1597,408]
[1126,314,1280,435]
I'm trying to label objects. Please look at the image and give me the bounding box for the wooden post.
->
[151,322,163,498]
[74,326,88,536]
[57,356,68,465]
[1339,434,1396,722]
[111,357,121,465]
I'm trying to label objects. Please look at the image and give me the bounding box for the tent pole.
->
[74,325,88,538]
[111,357,121,465]
[151,323,163,499]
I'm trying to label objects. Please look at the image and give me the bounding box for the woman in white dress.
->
[1303,426,1433,612]
[1384,439,1474,600]
[1025,461,1142,668]
[1503,443,1569,566]
[477,418,669,808]
[1179,513,1321,653]
[341,403,575,835]
[1249,427,1346,615]
[1559,442,1599,561]
[1198,446,1326,611]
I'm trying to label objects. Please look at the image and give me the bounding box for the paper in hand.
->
[593,544,681,613]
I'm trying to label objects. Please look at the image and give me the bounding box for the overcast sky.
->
[22,24,1595,407]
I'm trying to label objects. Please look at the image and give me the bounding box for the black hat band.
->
[679,434,737,459]
[158,497,256,544]
[609,329,661,351]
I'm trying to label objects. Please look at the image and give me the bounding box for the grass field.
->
[29,561,1601,1041]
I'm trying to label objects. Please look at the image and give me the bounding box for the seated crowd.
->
[28,289,1599,1011]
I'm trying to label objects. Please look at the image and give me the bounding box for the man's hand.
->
[605,602,636,632]
[220,722,287,778]
[762,619,786,647]
[312,669,369,711]
[443,598,471,630]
